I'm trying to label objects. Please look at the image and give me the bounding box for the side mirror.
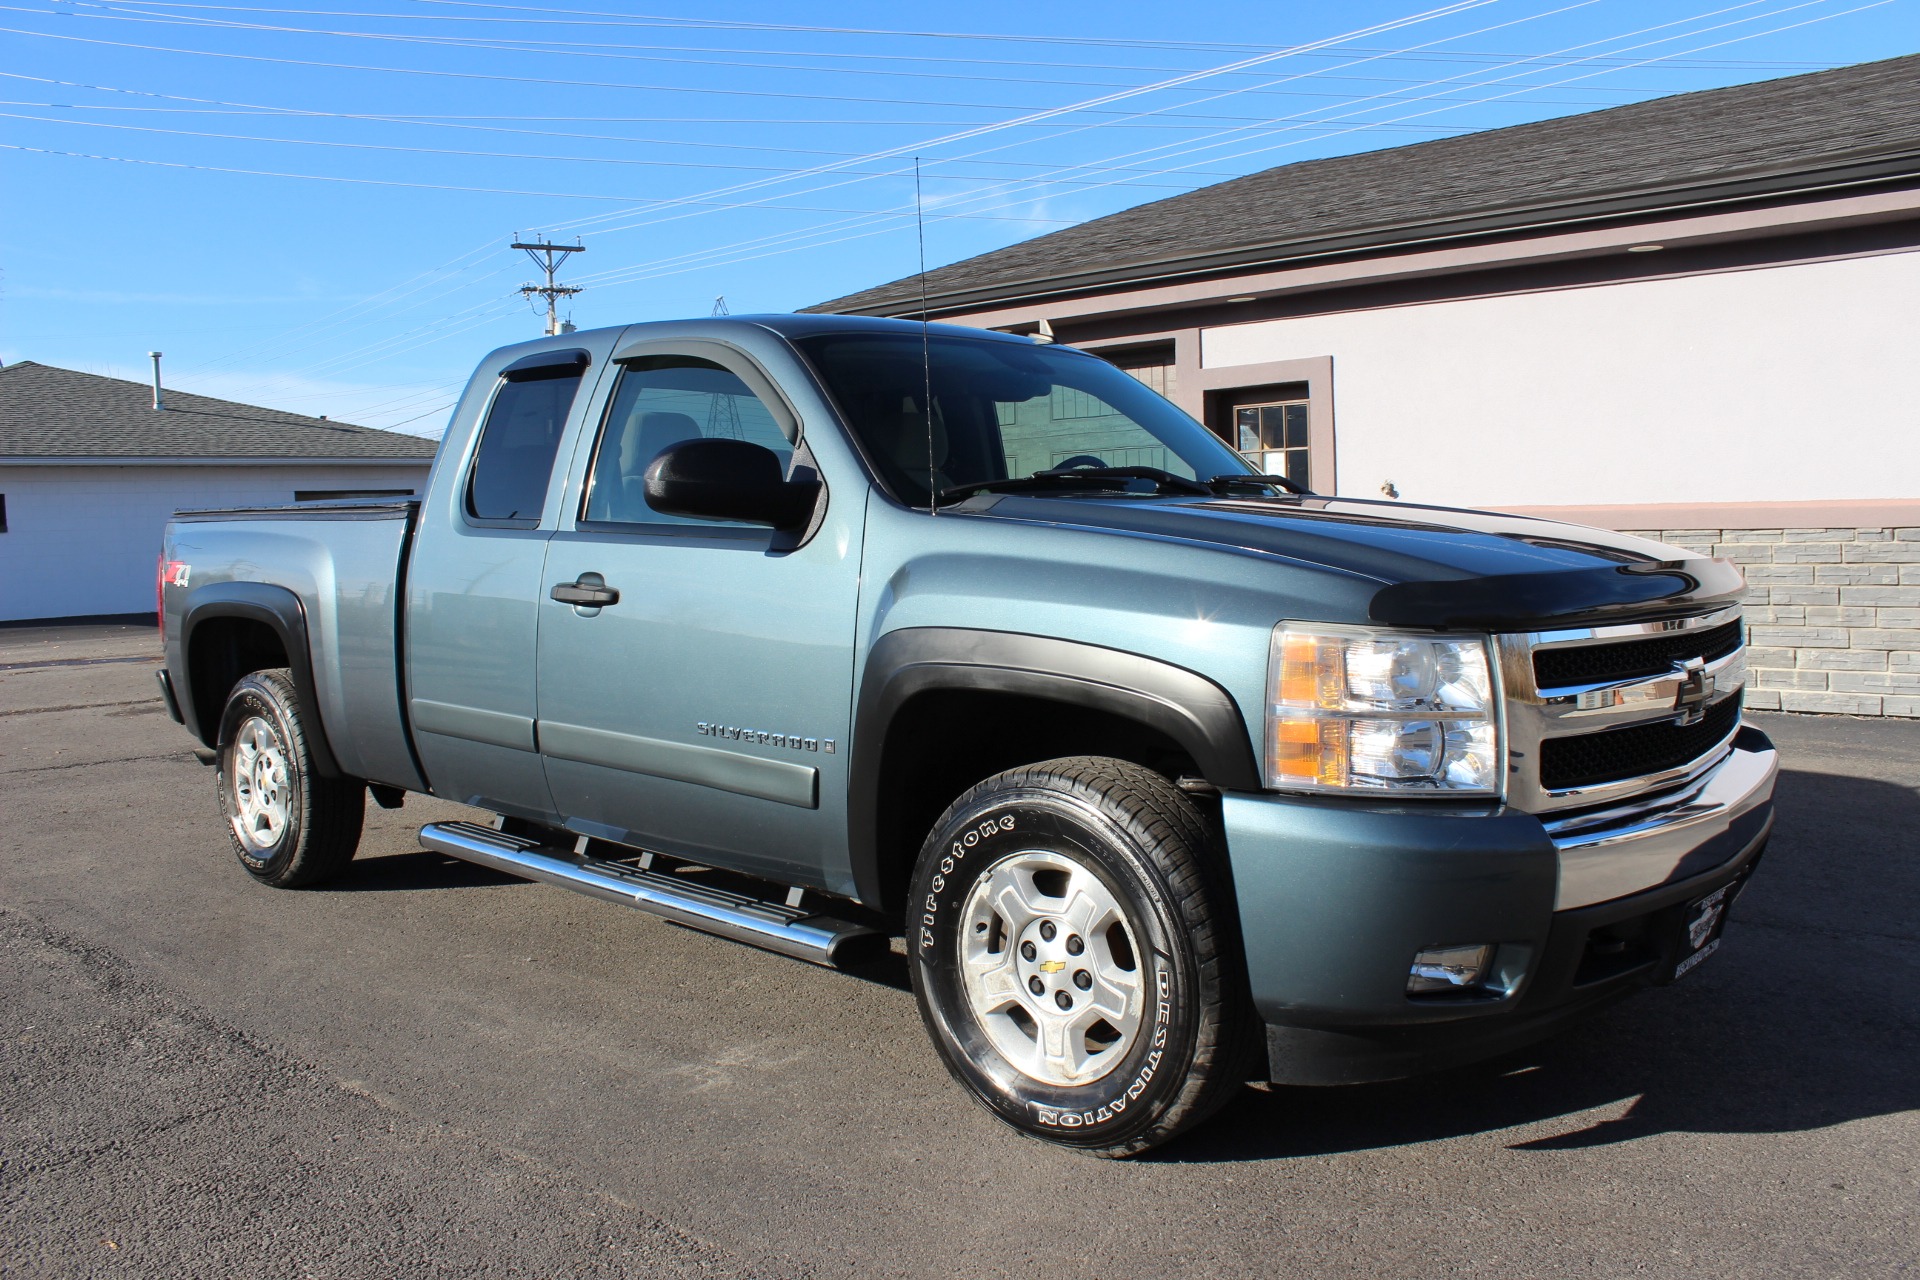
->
[643,437,820,530]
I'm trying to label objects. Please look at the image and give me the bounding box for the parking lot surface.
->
[2,623,1915,1278]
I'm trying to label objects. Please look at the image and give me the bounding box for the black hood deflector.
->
[1368,559,1745,630]
[962,493,1745,630]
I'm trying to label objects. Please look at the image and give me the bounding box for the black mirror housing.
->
[643,437,820,530]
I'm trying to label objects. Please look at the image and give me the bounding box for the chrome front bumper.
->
[1544,728,1778,910]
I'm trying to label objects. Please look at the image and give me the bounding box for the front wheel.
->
[216,668,364,888]
[907,757,1255,1157]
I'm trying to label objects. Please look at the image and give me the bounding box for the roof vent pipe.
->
[148,351,165,411]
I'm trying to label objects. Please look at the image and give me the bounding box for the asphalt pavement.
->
[2,622,1914,1279]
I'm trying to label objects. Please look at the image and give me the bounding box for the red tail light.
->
[157,559,189,642]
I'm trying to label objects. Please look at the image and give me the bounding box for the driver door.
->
[533,341,864,887]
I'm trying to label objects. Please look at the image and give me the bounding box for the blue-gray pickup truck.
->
[158,314,1775,1156]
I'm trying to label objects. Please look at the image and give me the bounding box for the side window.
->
[466,363,587,523]
[582,355,793,527]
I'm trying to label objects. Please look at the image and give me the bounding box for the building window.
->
[1098,344,1177,398]
[294,489,416,502]
[0,494,7,532]
[1049,385,1112,421]
[1235,399,1311,488]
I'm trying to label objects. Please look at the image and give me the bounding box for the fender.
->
[848,627,1260,908]
[177,581,344,778]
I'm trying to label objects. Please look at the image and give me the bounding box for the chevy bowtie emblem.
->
[1672,657,1714,726]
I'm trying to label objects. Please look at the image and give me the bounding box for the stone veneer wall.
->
[1622,527,1920,717]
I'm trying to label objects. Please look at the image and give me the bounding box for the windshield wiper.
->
[1205,473,1311,496]
[937,465,1211,506]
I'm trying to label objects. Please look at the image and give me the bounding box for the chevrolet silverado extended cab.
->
[158,315,1775,1156]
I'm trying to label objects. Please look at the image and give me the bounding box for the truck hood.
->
[958,493,1743,629]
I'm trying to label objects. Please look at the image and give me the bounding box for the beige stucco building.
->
[816,55,1920,716]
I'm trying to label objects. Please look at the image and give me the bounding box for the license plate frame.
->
[1670,879,1740,981]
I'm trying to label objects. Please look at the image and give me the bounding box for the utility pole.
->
[513,238,584,336]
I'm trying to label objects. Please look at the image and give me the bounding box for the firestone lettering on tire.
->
[1033,963,1173,1129]
[919,812,1016,950]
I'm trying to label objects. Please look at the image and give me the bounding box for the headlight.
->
[1265,625,1500,795]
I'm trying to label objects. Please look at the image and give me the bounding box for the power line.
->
[529,4,1502,244]
[193,0,1870,417]
[37,1,1813,105]
[1083,0,1888,192]
[226,2,1821,363]
[41,1,1835,83]
[45,0,1867,416]
[36,1,1537,51]
[255,0,1867,63]
[71,1,1859,71]
[0,106,1492,177]
[143,4,1511,399]
[0,141,1095,219]
[7,0,1636,382]
[545,0,1601,267]
[172,2,1605,376]
[561,0,1860,296]
[0,15,1529,117]
[178,252,505,377]
[0,72,1673,134]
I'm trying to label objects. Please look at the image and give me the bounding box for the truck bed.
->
[163,499,425,793]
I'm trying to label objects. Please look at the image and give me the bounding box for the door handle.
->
[550,574,619,607]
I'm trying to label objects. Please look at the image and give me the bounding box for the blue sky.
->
[2,0,1914,434]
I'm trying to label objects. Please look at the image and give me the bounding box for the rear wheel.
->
[216,668,363,888]
[907,756,1255,1157]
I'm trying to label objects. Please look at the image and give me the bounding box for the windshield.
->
[794,331,1252,507]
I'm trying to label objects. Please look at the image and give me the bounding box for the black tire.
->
[215,668,364,888]
[907,756,1256,1157]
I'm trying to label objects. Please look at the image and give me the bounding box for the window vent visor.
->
[501,348,591,381]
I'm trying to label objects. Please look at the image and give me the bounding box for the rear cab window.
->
[465,350,591,526]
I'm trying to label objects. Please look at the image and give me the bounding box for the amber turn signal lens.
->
[1275,632,1344,711]
[1270,715,1348,786]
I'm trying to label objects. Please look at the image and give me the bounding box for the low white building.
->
[0,362,435,623]
[817,54,1920,716]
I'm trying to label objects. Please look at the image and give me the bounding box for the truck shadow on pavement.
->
[1156,766,1920,1164]
[329,850,531,893]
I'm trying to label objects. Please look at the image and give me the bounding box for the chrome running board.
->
[417,820,882,967]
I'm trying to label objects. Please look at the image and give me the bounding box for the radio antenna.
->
[915,156,936,516]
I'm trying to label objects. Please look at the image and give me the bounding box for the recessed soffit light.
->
[1627,244,1665,253]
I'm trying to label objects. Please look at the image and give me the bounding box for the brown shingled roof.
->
[0,361,438,460]
[812,53,1920,317]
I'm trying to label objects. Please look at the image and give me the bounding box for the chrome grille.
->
[1496,604,1746,814]
[1538,690,1743,790]
[1532,618,1742,688]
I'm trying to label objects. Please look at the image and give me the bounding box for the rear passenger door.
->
[406,342,617,820]
[534,338,865,888]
